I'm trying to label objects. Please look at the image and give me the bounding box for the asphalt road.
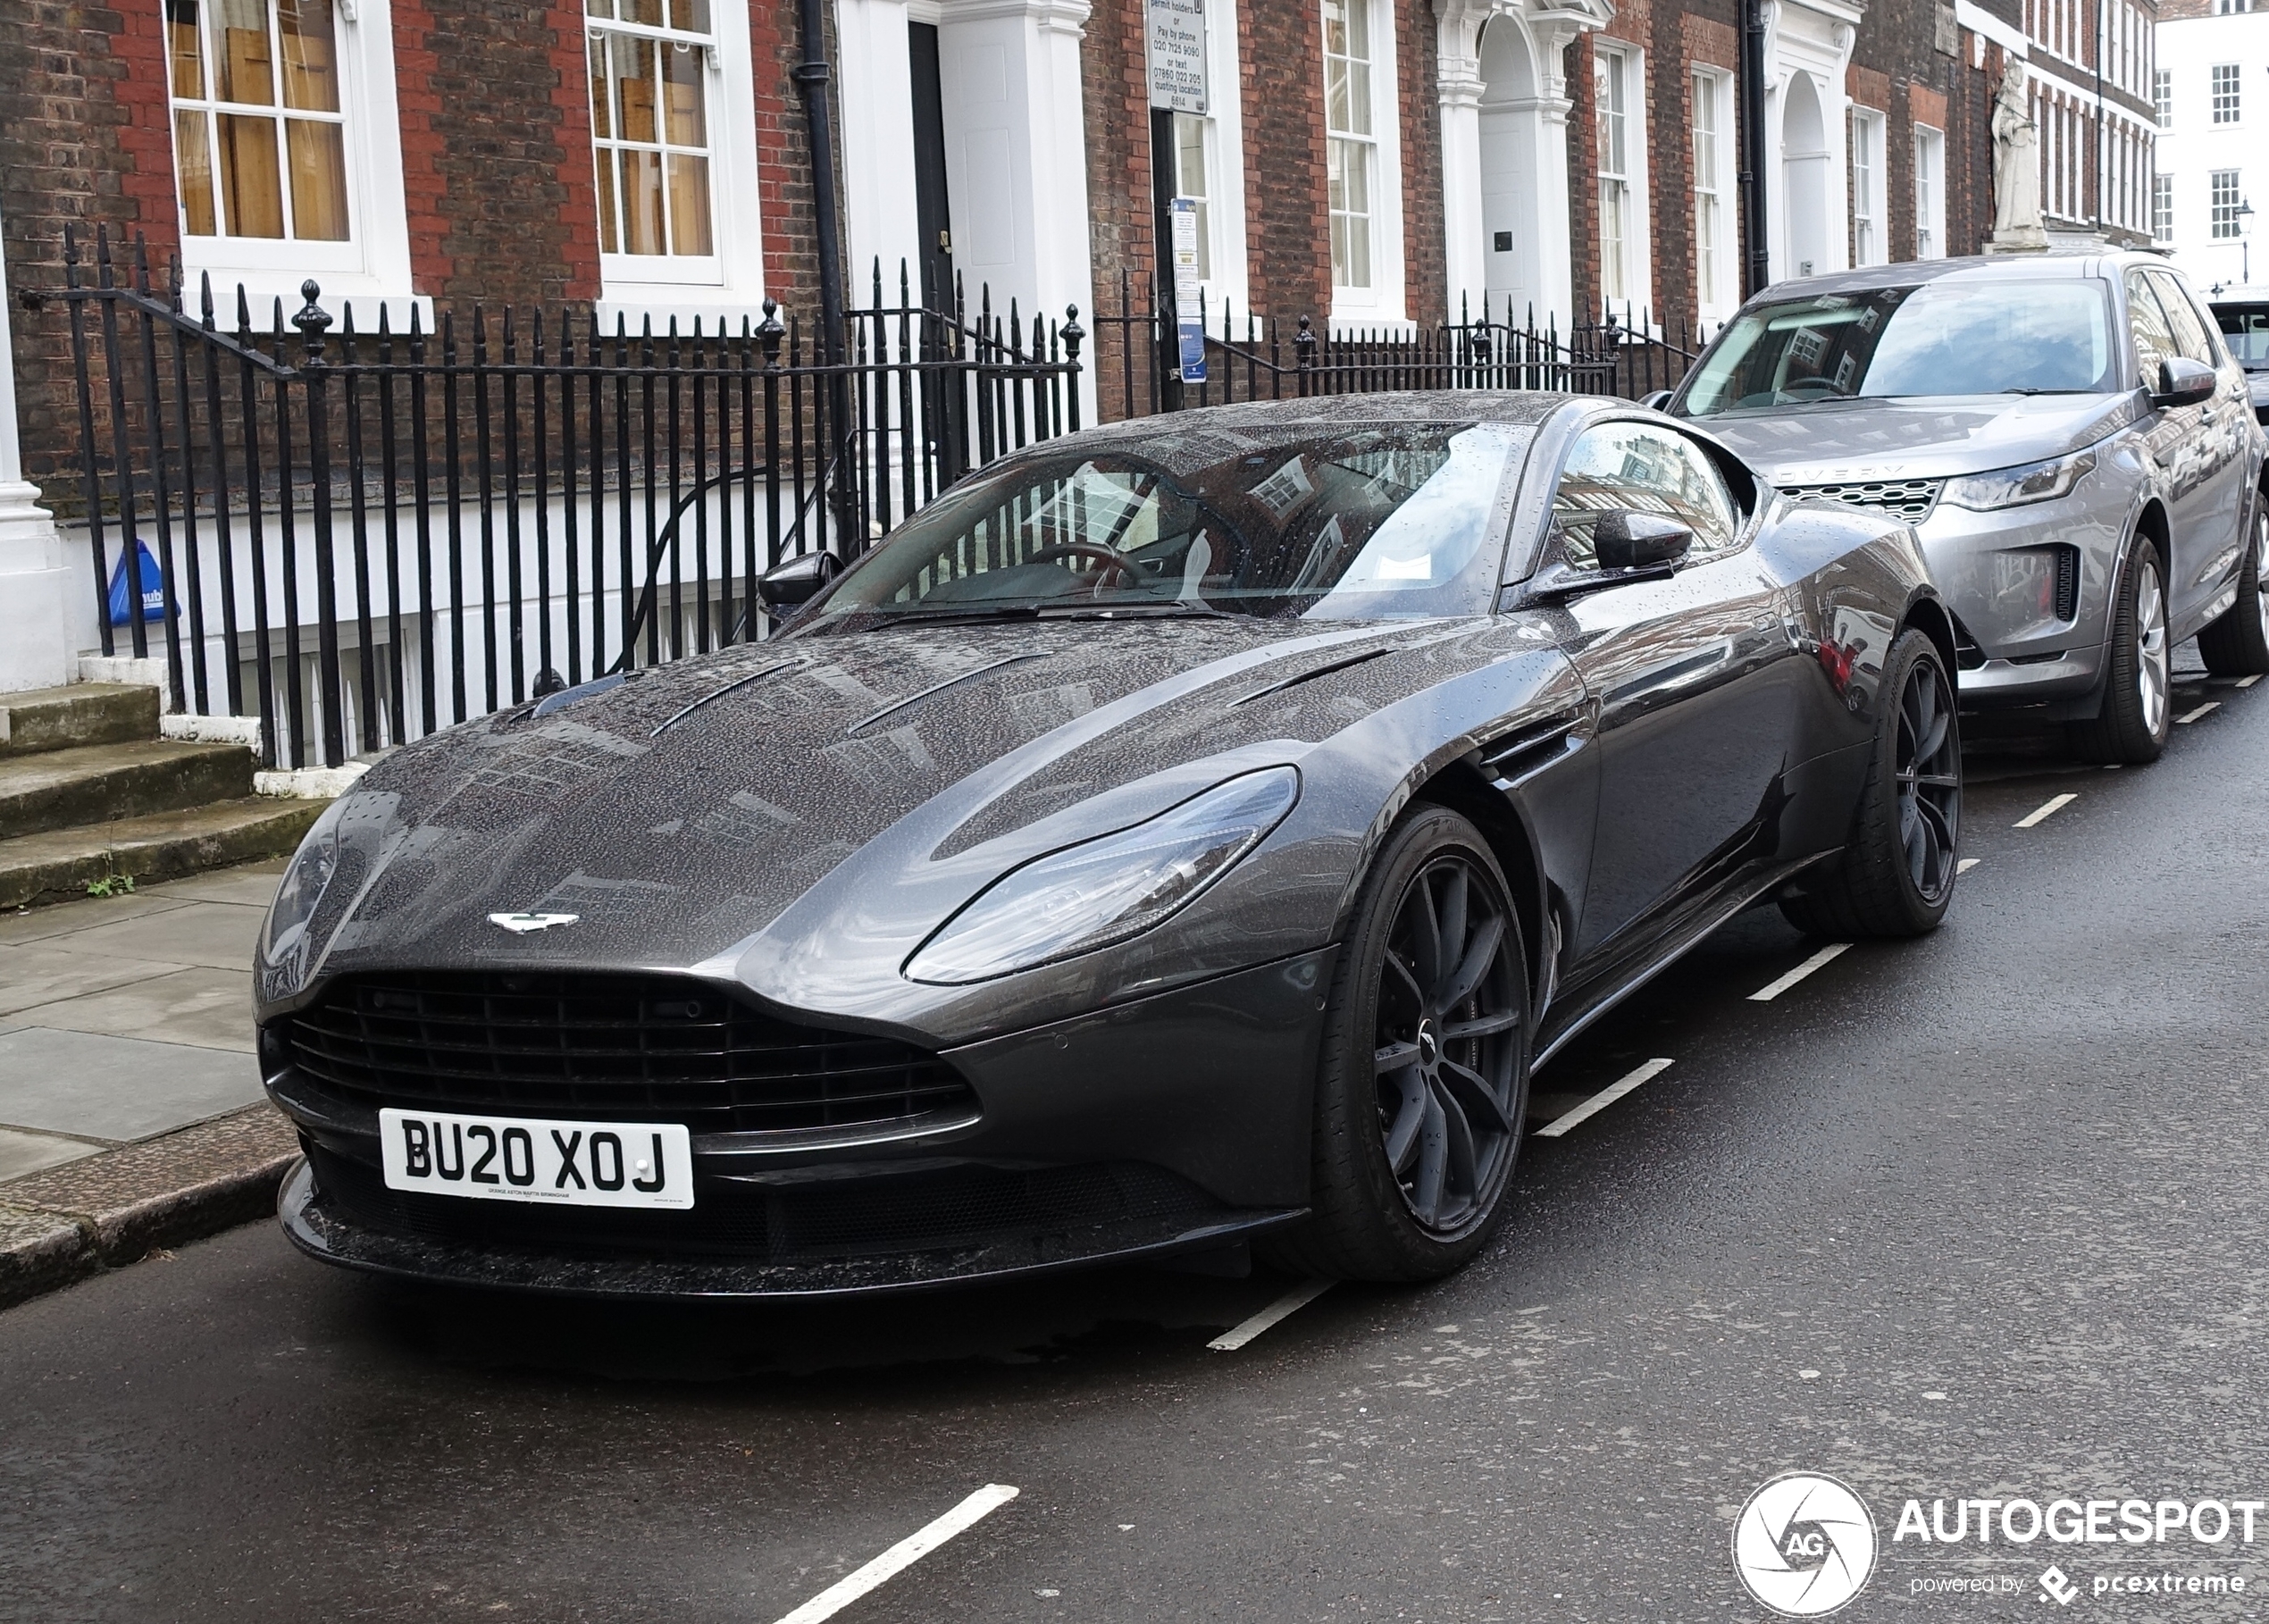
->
[8,656,2269,1623]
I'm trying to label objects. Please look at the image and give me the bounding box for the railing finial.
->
[292,280,331,359]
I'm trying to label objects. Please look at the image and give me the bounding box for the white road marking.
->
[2014,792,2078,828]
[1956,858,1980,875]
[1535,1058,1674,1139]
[1747,942,1851,1002]
[1208,1280,1333,1352]
[2240,675,2264,689]
[770,1485,1019,1624]
[2177,700,2222,724]
[1799,1369,1821,1380]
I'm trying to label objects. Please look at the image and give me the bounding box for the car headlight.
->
[904,767,1301,985]
[1941,448,2096,512]
[264,798,345,974]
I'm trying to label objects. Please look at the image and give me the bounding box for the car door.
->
[2125,269,2230,626]
[1544,420,1800,967]
[2148,268,2251,611]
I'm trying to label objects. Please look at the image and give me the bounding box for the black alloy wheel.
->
[1782,628,1963,940]
[1269,805,1531,1282]
[1893,648,1963,905]
[1373,855,1524,1235]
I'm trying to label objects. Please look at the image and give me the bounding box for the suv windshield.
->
[2218,306,2269,370]
[800,423,1526,627]
[1680,278,2118,414]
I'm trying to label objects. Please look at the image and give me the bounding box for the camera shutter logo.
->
[1732,1472,1878,1616]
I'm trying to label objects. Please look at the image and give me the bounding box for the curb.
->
[0,1104,299,1311]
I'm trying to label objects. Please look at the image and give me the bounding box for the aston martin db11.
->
[258,392,1963,1296]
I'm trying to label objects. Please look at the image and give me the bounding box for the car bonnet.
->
[1693,391,2146,485]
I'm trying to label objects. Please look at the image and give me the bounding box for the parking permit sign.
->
[1145,0,1207,113]
[1170,197,1206,383]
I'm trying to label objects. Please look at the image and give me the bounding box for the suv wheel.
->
[2069,542,2172,765]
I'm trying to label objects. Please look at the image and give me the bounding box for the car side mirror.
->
[757,549,841,612]
[1594,509,1695,571]
[1639,389,1675,411]
[2153,356,2217,408]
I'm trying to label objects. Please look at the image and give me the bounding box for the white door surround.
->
[1437,0,1612,331]
[1762,0,1865,286]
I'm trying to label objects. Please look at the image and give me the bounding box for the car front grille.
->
[278,971,979,1138]
[1780,477,1944,524]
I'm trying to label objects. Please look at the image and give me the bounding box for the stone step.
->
[0,740,258,841]
[0,798,326,911]
[0,683,161,758]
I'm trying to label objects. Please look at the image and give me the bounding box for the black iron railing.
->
[1091,272,1711,419]
[38,230,1082,770]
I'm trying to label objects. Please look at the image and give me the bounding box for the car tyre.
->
[2198,497,2269,677]
[2067,541,2172,765]
[1780,628,1962,940]
[1266,805,1531,1283]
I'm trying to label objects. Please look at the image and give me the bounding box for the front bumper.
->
[1916,486,2124,715]
[268,949,1332,1298]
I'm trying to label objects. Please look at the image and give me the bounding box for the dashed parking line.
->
[2177,701,2222,724]
[2240,676,2264,690]
[1535,1058,1674,1139]
[1748,942,1851,1002]
[771,1485,1019,1624]
[1209,1280,1333,1352]
[1956,858,1980,875]
[2014,792,2078,828]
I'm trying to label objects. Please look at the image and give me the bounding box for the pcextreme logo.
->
[1733,1472,1880,1617]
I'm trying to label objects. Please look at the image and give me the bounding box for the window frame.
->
[1850,107,1885,268]
[2211,170,2245,240]
[1691,67,1735,322]
[2153,171,2173,244]
[586,0,767,323]
[2155,65,2172,127]
[1321,0,1406,322]
[2212,63,2242,125]
[1913,124,1946,261]
[163,0,415,315]
[1593,42,1650,314]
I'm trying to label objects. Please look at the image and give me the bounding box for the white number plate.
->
[379,1109,694,1210]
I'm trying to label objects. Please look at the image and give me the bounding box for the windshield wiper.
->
[1999,387,2096,396]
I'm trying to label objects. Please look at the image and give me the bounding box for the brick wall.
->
[2,0,182,492]
[749,0,831,320]
[1395,0,1445,328]
[1083,0,1157,419]
[1243,0,1332,326]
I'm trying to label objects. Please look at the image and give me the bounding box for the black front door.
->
[909,23,954,312]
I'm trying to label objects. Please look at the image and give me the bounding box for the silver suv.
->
[1670,253,2268,762]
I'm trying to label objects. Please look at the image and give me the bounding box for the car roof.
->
[1736,250,2180,308]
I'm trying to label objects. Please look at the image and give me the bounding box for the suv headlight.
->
[1942,448,2096,512]
[904,767,1300,985]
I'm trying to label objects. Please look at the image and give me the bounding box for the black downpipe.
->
[792,0,857,548]
[1738,0,1771,299]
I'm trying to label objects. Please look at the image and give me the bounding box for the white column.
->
[835,0,927,304]
[0,201,73,695]
[935,0,1095,415]
[1437,12,1490,321]
[1528,21,1585,327]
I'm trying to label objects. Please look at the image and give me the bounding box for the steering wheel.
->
[1026,542,1141,598]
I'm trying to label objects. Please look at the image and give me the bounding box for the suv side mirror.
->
[1594,509,1695,570]
[757,549,842,612]
[1639,389,1675,411]
[2153,356,2217,408]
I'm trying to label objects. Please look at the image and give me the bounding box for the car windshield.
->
[2218,306,2269,370]
[1679,278,2119,414]
[800,423,1527,627]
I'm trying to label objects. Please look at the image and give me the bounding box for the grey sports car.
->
[1671,254,2269,763]
[257,394,1962,1298]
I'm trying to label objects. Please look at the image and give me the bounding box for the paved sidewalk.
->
[0,862,300,1306]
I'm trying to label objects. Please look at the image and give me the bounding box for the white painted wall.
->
[2156,7,2268,294]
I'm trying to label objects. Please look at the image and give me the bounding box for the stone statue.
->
[1989,57,2047,250]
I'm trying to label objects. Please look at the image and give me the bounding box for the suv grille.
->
[279,971,978,1137]
[1781,477,1943,523]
